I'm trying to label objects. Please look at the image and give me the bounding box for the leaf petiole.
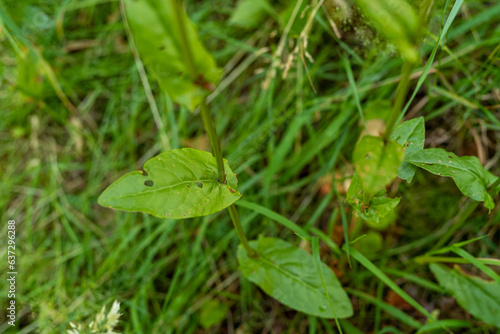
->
[200,100,226,183]
[228,204,257,258]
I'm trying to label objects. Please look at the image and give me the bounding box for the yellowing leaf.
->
[353,136,405,195]
[346,173,400,223]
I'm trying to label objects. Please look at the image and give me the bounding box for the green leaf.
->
[229,0,274,29]
[124,0,222,110]
[364,100,392,121]
[353,136,405,195]
[346,173,400,223]
[199,300,228,329]
[98,148,241,219]
[238,237,353,319]
[365,210,396,231]
[430,264,500,327]
[407,148,498,210]
[353,0,420,63]
[354,231,383,259]
[390,117,425,182]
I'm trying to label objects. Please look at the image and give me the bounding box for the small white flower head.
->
[105,300,122,329]
[67,300,122,334]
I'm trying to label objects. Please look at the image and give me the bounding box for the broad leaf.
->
[124,0,222,110]
[98,148,241,218]
[354,231,383,259]
[407,148,498,210]
[199,300,228,329]
[354,0,420,63]
[390,117,425,182]
[238,237,353,319]
[430,264,500,327]
[346,173,400,223]
[353,135,405,195]
[229,0,274,29]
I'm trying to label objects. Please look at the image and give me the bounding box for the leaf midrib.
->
[108,178,221,200]
[256,254,324,294]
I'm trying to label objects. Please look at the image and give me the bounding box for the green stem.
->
[228,204,257,258]
[171,0,197,78]
[200,100,225,183]
[489,177,500,193]
[361,191,370,210]
[350,216,364,240]
[383,61,413,141]
[172,0,255,257]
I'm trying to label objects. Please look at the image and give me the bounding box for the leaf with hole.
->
[346,173,400,224]
[390,117,425,182]
[353,135,405,196]
[124,0,222,110]
[237,237,353,319]
[98,148,241,219]
[430,264,500,327]
[407,148,498,210]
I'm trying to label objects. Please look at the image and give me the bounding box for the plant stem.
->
[228,204,258,258]
[350,216,364,240]
[489,177,500,193]
[172,0,255,257]
[200,100,226,183]
[383,61,413,141]
[171,0,197,78]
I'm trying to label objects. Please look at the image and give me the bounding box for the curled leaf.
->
[346,173,400,223]
[390,117,425,183]
[407,148,498,210]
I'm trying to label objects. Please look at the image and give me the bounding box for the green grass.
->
[1,0,500,333]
